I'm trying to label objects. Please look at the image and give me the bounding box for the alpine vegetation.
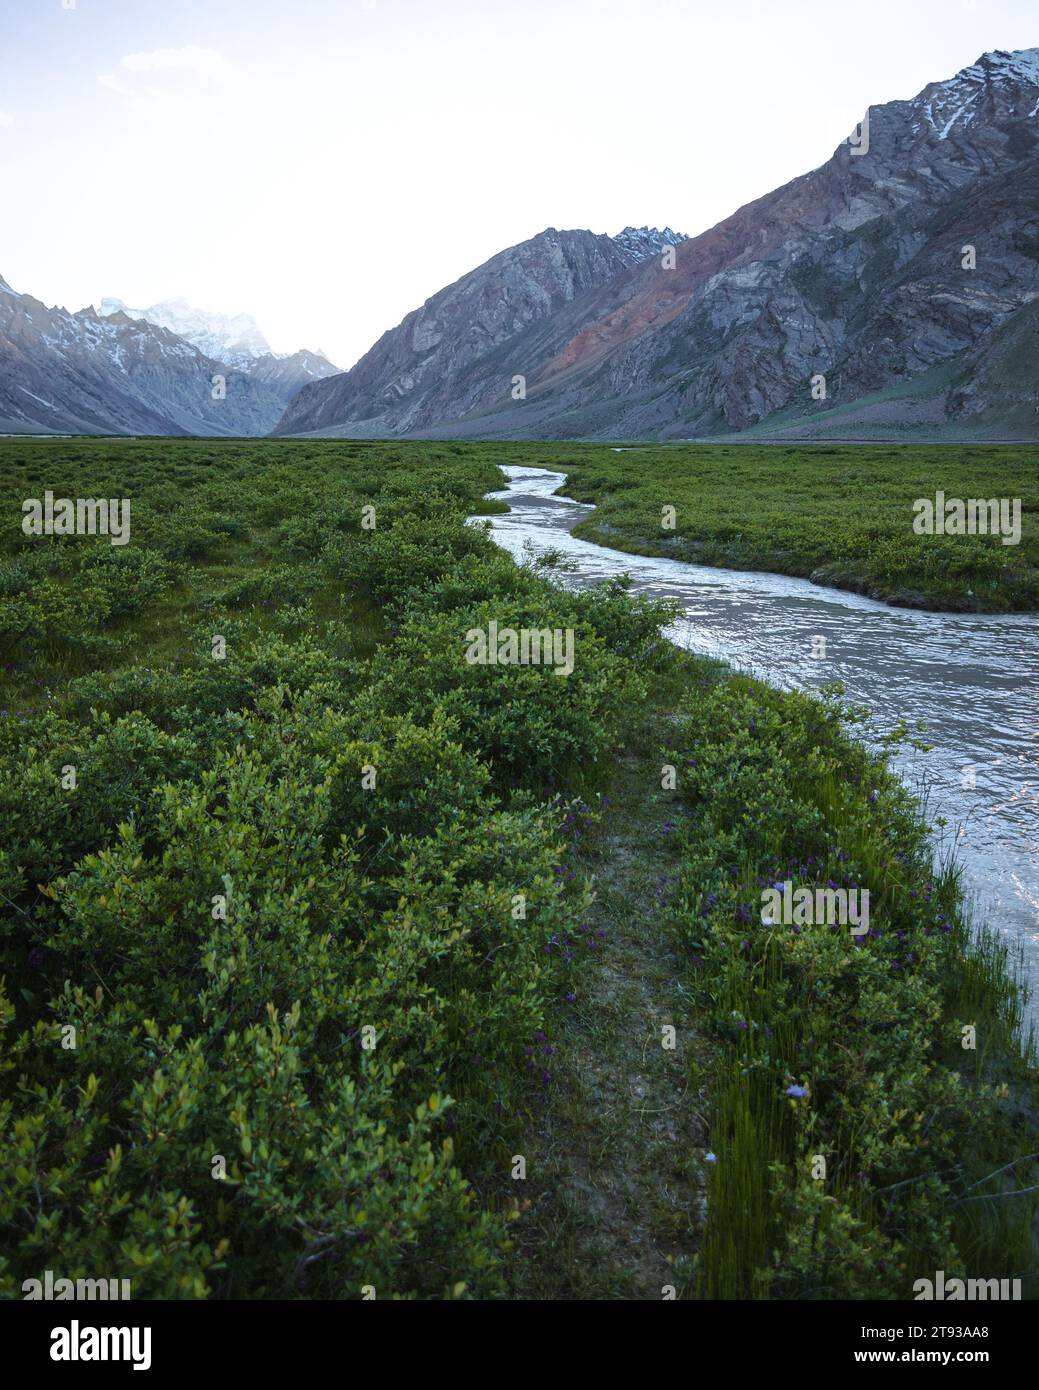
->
[0,437,1034,1314]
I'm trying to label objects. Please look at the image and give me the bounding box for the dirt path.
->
[513,729,710,1299]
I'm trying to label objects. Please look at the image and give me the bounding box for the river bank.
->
[481,465,1039,1032]
[555,443,1038,613]
[480,464,1039,1298]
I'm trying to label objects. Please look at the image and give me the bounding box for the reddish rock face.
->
[539,166,853,384]
[274,48,1039,442]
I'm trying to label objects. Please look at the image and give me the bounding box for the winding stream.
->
[477,464,1039,1028]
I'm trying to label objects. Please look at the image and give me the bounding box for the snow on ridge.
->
[918,47,1039,138]
[612,225,689,263]
[980,48,1039,82]
[951,49,1039,89]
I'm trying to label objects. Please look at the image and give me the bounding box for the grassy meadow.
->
[557,442,1039,612]
[0,436,1036,1300]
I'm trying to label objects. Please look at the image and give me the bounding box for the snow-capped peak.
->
[975,48,1039,84]
[99,295,273,366]
[612,226,689,264]
[914,47,1039,141]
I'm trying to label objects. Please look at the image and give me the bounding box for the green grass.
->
[660,668,1039,1298]
[556,442,1039,612]
[0,436,1035,1299]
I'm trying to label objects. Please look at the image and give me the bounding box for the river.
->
[477,464,1039,1030]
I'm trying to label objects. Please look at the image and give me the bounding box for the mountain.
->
[97,296,339,401]
[99,296,272,367]
[612,226,689,265]
[244,348,340,399]
[274,227,635,437]
[0,283,339,436]
[275,48,1039,441]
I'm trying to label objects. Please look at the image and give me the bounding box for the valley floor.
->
[0,437,1036,1299]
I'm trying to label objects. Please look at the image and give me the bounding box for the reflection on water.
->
[476,465,1039,1019]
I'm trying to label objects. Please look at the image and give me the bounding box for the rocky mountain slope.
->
[275,49,1039,441]
[0,283,338,437]
[274,227,640,437]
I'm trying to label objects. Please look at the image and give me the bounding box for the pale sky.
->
[1,0,1036,368]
